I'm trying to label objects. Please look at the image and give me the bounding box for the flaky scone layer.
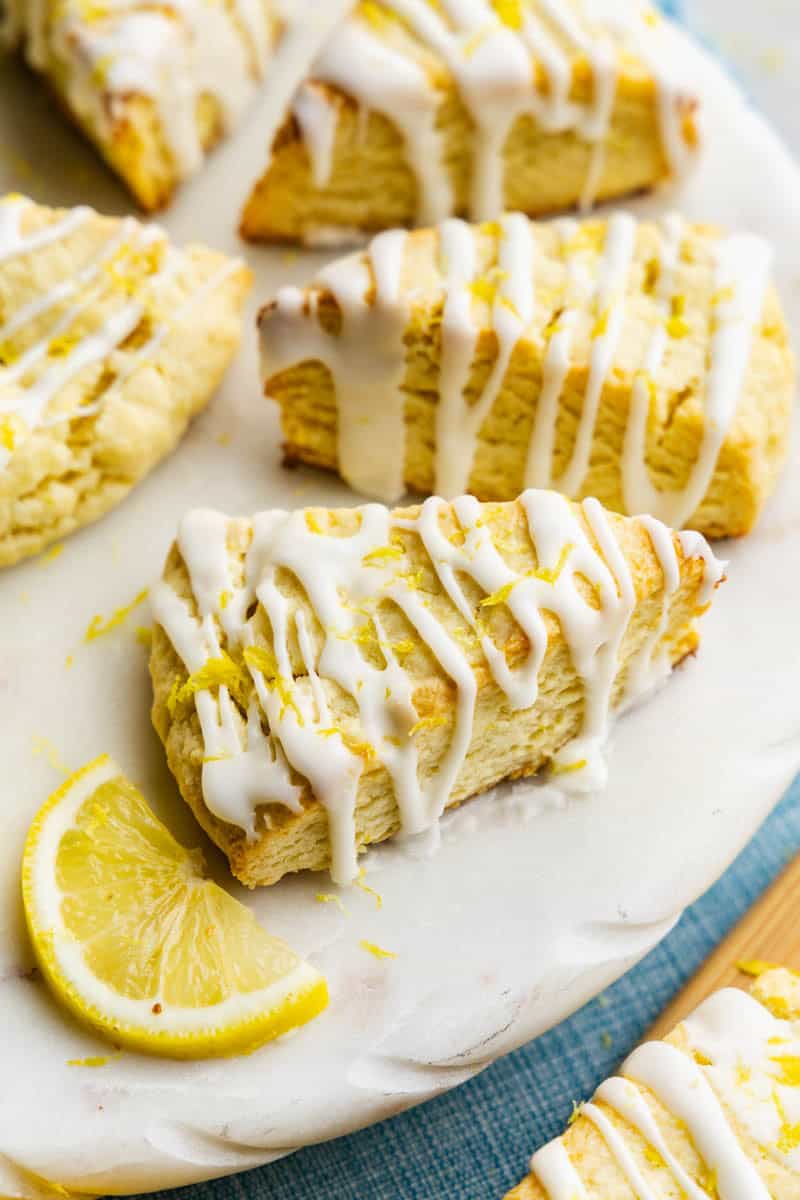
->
[260,214,794,539]
[507,968,800,1199]
[241,0,699,244]
[0,195,251,566]
[150,493,721,888]
[3,0,279,210]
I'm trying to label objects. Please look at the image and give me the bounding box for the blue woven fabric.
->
[144,4,800,1197]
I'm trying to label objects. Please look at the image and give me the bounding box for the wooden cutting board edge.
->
[648,853,800,1040]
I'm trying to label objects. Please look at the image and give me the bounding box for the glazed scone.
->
[241,0,699,245]
[0,194,251,567]
[149,490,724,888]
[260,212,794,538]
[506,967,800,1199]
[1,0,280,210]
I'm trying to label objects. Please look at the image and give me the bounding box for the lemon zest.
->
[355,868,383,910]
[134,625,153,647]
[168,652,246,714]
[85,588,148,641]
[492,0,523,30]
[39,542,64,565]
[273,675,304,725]
[737,958,782,978]
[592,308,609,338]
[32,736,70,776]
[362,545,403,567]
[316,893,347,913]
[360,940,397,961]
[0,415,17,450]
[552,757,588,776]
[390,638,415,656]
[770,1055,800,1087]
[408,715,447,737]
[243,643,278,677]
[480,581,515,608]
[567,1101,584,1126]
[305,511,325,534]
[67,1055,109,1068]
[530,541,574,585]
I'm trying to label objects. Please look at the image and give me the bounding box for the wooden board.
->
[649,854,800,1039]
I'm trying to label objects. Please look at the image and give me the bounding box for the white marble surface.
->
[0,10,799,1198]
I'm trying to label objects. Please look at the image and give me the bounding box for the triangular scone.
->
[150,490,723,888]
[0,194,251,566]
[2,1,280,211]
[241,0,699,245]
[506,967,800,1199]
[260,212,793,538]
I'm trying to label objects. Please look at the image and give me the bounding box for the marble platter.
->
[1,9,799,1196]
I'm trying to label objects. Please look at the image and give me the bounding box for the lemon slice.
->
[22,755,328,1058]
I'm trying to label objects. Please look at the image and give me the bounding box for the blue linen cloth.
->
[146,4,800,1196]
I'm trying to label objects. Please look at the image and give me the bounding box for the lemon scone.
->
[506,967,800,1199]
[23,755,328,1058]
[1,0,280,210]
[241,0,699,245]
[260,211,793,538]
[149,490,724,888]
[0,193,251,567]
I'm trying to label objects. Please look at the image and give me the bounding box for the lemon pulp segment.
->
[22,756,328,1058]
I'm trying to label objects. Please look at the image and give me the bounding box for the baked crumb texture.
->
[150,492,724,888]
[1,0,279,210]
[242,0,700,244]
[259,212,794,538]
[507,968,800,1199]
[0,193,251,566]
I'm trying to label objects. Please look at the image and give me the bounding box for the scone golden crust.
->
[2,0,280,211]
[241,0,699,244]
[149,490,724,888]
[0,194,251,567]
[260,213,794,538]
[506,967,800,1199]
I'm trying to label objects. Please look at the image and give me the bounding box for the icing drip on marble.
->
[152,490,722,884]
[4,0,277,180]
[529,986,800,1197]
[260,212,771,527]
[260,230,411,502]
[297,0,695,222]
[0,194,241,469]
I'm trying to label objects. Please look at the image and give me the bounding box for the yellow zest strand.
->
[360,940,397,961]
[85,588,148,641]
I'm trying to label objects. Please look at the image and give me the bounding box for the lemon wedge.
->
[22,755,328,1058]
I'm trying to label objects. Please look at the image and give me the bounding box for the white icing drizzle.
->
[623,1041,772,1198]
[0,194,242,468]
[529,1138,589,1198]
[293,85,339,189]
[528,986,800,1198]
[260,230,411,502]
[556,211,636,496]
[435,212,537,497]
[5,0,277,182]
[260,212,772,527]
[298,0,695,221]
[622,220,774,527]
[152,489,721,884]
